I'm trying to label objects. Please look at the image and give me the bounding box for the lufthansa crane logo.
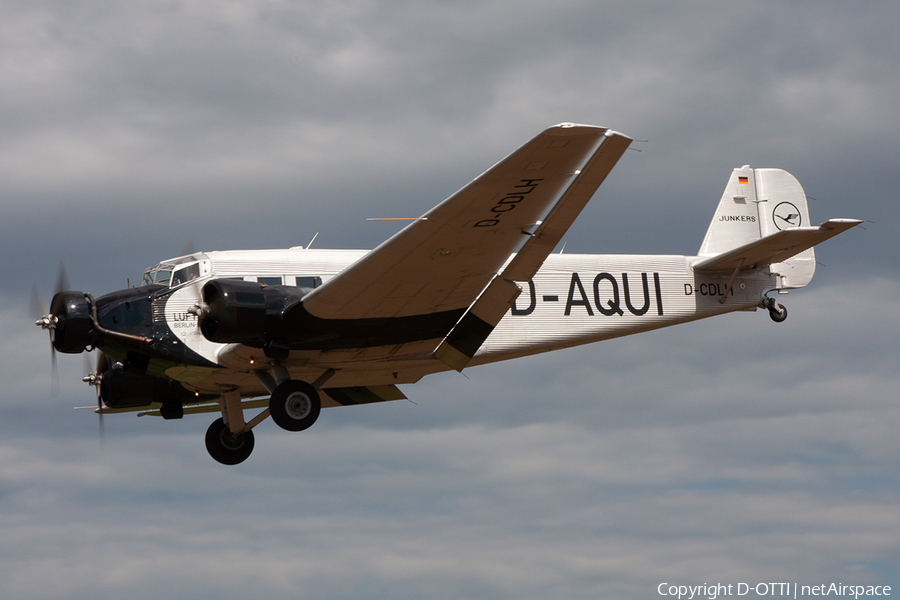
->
[772,201,802,230]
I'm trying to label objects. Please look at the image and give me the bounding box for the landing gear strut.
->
[204,367,333,465]
[763,297,788,323]
[205,387,266,466]
[205,417,255,465]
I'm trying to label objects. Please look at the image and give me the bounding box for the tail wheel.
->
[205,417,255,465]
[768,303,788,323]
[269,380,321,432]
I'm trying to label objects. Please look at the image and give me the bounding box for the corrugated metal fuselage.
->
[155,248,773,401]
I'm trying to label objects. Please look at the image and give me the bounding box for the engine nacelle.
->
[99,363,195,409]
[50,291,94,354]
[198,279,307,346]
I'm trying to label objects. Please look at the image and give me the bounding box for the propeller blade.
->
[96,352,109,375]
[32,276,59,397]
[29,283,47,321]
[82,351,93,381]
[51,344,60,397]
[82,349,107,446]
[97,352,107,447]
[97,385,106,446]
[55,261,71,294]
[179,238,197,257]
[36,260,76,398]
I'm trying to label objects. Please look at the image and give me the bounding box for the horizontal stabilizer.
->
[693,218,862,272]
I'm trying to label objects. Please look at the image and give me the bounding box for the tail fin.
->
[698,166,816,288]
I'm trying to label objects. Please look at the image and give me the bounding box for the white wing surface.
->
[299,124,611,321]
[434,130,633,370]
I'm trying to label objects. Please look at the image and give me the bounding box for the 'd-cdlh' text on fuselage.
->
[512,272,666,317]
[683,282,735,298]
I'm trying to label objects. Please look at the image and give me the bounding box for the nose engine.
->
[46,291,95,354]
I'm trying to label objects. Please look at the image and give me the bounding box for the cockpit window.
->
[172,262,201,287]
[142,256,207,288]
[141,269,171,286]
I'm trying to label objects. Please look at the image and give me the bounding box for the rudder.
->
[754,168,815,288]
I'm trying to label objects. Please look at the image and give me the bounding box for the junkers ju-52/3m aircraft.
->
[35,124,860,464]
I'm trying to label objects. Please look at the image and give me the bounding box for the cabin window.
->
[257,276,283,286]
[295,276,323,288]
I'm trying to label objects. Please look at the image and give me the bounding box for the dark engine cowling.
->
[50,291,94,354]
[99,363,198,411]
[198,279,307,346]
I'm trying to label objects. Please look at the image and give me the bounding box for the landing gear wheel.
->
[269,380,321,432]
[768,302,788,323]
[205,417,255,465]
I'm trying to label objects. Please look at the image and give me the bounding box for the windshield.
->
[142,255,208,288]
[142,268,172,286]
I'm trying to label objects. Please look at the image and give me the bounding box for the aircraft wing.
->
[299,124,614,321]
[692,218,863,272]
[434,129,633,369]
[110,384,408,416]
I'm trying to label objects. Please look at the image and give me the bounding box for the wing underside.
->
[102,384,409,416]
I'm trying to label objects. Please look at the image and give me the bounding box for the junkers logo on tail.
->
[773,201,802,230]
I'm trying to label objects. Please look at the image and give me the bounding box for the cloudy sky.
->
[2,1,898,598]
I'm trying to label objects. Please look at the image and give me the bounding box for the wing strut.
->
[718,259,744,304]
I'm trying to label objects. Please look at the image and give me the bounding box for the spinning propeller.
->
[33,262,114,438]
[82,350,110,440]
[30,261,73,396]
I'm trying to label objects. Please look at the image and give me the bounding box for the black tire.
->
[269,380,321,432]
[768,303,788,323]
[205,417,255,465]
